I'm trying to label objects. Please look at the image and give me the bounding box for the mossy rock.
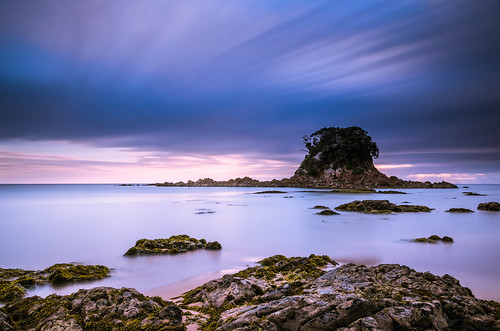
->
[377,190,407,194]
[45,264,110,284]
[0,281,25,302]
[412,235,454,243]
[125,234,222,255]
[477,202,500,211]
[446,208,474,213]
[335,200,432,214]
[311,205,329,209]
[315,209,339,216]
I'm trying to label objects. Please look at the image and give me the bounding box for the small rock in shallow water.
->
[477,202,500,211]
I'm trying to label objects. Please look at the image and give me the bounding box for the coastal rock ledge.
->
[152,127,457,189]
[182,256,500,330]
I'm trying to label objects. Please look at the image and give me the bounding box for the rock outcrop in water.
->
[478,202,500,211]
[124,235,221,256]
[334,200,433,214]
[152,127,457,189]
[180,255,500,330]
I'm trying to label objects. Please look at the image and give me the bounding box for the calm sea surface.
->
[1,184,499,301]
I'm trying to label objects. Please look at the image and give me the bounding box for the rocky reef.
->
[0,263,110,303]
[151,127,458,189]
[334,200,433,214]
[478,202,500,211]
[446,208,474,213]
[180,255,499,330]
[124,235,222,256]
[411,235,454,243]
[0,287,184,330]
[315,209,339,216]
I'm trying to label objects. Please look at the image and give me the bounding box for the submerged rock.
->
[315,209,340,216]
[181,257,499,330]
[311,205,330,209]
[253,190,287,194]
[124,234,221,256]
[446,208,474,213]
[0,287,185,330]
[463,192,487,196]
[478,202,500,211]
[0,263,110,303]
[335,200,433,214]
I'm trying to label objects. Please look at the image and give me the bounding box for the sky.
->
[1,1,499,184]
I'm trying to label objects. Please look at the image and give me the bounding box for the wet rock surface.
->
[124,234,222,256]
[478,202,500,211]
[181,257,500,330]
[446,208,474,213]
[335,200,433,214]
[0,287,185,331]
[0,264,110,303]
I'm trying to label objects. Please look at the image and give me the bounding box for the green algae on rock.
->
[315,209,339,216]
[253,190,287,194]
[335,199,433,214]
[124,234,222,256]
[311,205,330,209]
[0,287,185,331]
[0,263,110,303]
[446,208,474,213]
[330,188,377,193]
[463,192,487,196]
[412,235,454,243]
[478,202,500,211]
[179,257,498,330]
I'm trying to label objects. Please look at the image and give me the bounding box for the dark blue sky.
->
[1,1,499,183]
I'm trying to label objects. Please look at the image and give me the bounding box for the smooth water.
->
[0,184,499,301]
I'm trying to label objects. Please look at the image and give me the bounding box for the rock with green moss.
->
[446,208,474,213]
[315,209,339,216]
[180,258,498,330]
[253,190,287,194]
[311,205,329,209]
[412,235,454,243]
[125,234,222,256]
[0,263,110,303]
[335,200,433,214]
[330,188,376,193]
[478,202,500,211]
[1,287,185,330]
[377,190,407,194]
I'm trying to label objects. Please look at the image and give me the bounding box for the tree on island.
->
[300,126,379,177]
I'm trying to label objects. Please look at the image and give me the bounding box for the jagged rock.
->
[478,202,500,211]
[124,234,221,256]
[315,209,339,216]
[0,287,185,330]
[335,200,433,214]
[182,257,500,330]
[412,235,454,243]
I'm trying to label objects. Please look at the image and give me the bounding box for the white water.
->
[0,184,499,301]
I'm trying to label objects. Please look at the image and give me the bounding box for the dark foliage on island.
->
[478,202,500,211]
[152,126,457,189]
[0,264,110,303]
[0,287,184,331]
[412,235,454,243]
[180,255,499,330]
[124,235,221,256]
[446,208,474,213]
[335,200,433,214]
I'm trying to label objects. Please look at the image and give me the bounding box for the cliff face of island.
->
[154,127,457,189]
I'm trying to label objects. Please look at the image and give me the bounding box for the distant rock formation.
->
[153,126,457,189]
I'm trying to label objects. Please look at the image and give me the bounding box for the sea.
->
[0,184,499,302]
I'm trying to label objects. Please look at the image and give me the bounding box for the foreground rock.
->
[181,255,500,330]
[152,127,458,189]
[335,200,433,214]
[124,234,222,256]
[478,202,500,211]
[0,263,110,303]
[0,287,185,330]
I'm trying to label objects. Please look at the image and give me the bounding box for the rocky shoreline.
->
[2,255,499,330]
